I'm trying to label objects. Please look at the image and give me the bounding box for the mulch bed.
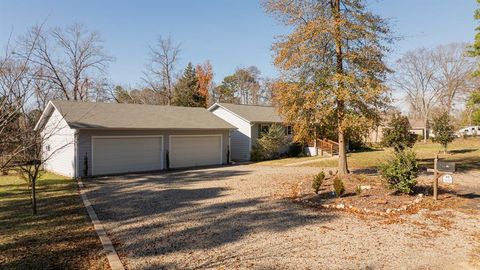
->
[286,173,472,216]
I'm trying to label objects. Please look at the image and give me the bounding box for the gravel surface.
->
[84,165,480,270]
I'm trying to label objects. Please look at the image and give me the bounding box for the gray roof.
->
[211,103,283,123]
[40,100,235,130]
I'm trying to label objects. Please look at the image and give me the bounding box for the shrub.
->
[378,149,418,194]
[381,113,417,152]
[312,171,325,194]
[355,185,362,195]
[332,177,345,197]
[251,145,264,161]
[288,143,303,157]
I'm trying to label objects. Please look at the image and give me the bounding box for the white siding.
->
[211,107,251,161]
[42,108,75,177]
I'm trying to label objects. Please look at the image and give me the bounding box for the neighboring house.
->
[408,118,429,140]
[366,118,430,144]
[208,103,292,161]
[35,100,235,177]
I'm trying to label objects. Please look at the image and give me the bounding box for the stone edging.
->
[299,194,424,216]
[77,179,125,270]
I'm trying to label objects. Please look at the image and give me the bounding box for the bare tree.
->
[432,43,478,114]
[144,35,180,105]
[392,48,442,142]
[0,27,42,171]
[19,23,113,101]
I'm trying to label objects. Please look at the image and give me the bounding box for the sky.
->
[0,0,478,87]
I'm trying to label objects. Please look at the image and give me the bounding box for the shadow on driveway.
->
[84,167,337,269]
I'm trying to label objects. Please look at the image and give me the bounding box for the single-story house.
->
[366,118,430,144]
[35,100,235,177]
[208,103,292,161]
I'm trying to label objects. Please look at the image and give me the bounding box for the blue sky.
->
[0,0,477,86]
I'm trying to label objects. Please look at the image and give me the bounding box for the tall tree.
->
[195,61,213,107]
[432,43,477,114]
[20,23,113,101]
[392,48,441,143]
[211,83,236,104]
[264,0,392,175]
[173,63,204,107]
[468,0,480,77]
[144,35,180,105]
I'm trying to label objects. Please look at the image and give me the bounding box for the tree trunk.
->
[332,0,348,175]
[423,117,428,143]
[31,179,37,215]
[338,128,348,175]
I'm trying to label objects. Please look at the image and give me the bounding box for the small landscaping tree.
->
[381,113,416,152]
[378,148,418,194]
[332,177,345,197]
[312,171,325,194]
[431,112,455,153]
[253,124,286,160]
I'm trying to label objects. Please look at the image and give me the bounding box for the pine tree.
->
[173,63,204,107]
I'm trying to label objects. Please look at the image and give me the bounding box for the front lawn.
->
[0,172,108,270]
[302,138,480,171]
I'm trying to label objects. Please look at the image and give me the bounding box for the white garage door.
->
[92,136,163,175]
[169,135,222,169]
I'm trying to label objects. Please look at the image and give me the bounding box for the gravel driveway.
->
[84,165,480,270]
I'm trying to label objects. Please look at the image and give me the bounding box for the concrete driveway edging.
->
[77,179,125,270]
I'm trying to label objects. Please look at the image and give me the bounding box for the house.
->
[34,100,235,177]
[366,117,429,144]
[208,103,291,161]
[408,118,429,140]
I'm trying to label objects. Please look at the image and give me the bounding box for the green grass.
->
[256,138,480,171]
[0,172,107,270]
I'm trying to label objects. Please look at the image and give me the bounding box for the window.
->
[285,125,293,136]
[259,124,271,138]
[45,145,50,152]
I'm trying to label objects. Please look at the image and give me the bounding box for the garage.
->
[35,101,235,177]
[92,136,163,175]
[169,135,222,169]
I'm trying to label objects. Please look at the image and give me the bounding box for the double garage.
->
[36,101,235,178]
[86,133,226,176]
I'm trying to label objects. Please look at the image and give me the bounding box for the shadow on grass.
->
[84,167,337,269]
[0,177,107,270]
[418,154,480,172]
[449,148,478,154]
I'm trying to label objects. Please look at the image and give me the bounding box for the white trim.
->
[91,135,164,176]
[34,101,55,131]
[208,103,251,124]
[168,134,223,167]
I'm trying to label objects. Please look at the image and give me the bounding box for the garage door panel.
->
[170,135,222,168]
[92,137,163,175]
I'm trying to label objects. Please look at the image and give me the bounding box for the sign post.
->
[427,154,455,200]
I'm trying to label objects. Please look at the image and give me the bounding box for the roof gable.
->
[208,103,283,123]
